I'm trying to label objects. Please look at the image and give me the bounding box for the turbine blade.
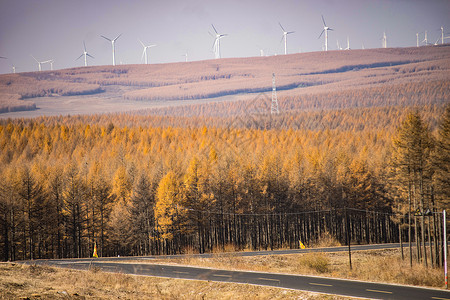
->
[287,31,295,34]
[83,41,87,52]
[279,22,286,32]
[76,54,84,60]
[328,28,334,31]
[87,54,94,59]
[280,35,284,44]
[322,15,327,27]
[318,30,325,39]
[31,55,39,63]
[141,49,145,61]
[212,24,218,34]
[101,35,112,41]
[139,39,145,47]
[113,34,122,41]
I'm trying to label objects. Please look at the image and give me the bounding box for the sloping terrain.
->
[0,45,449,114]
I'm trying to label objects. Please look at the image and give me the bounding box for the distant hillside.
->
[0,46,449,114]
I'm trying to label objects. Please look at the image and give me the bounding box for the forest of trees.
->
[0,104,448,263]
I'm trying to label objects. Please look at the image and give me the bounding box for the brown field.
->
[0,248,445,299]
[0,45,449,117]
[0,263,344,300]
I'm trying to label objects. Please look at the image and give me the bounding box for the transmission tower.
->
[271,73,279,114]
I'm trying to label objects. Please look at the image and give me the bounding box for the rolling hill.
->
[0,45,449,115]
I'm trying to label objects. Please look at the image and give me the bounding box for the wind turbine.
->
[139,40,156,64]
[279,22,294,55]
[182,52,188,62]
[345,36,350,50]
[439,26,450,44]
[31,55,44,71]
[43,59,54,70]
[381,32,387,48]
[77,41,94,67]
[318,15,333,51]
[211,24,227,59]
[416,32,420,47]
[101,34,121,66]
[336,39,342,50]
[422,31,429,46]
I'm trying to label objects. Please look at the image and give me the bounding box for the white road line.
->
[213,274,232,278]
[173,271,189,274]
[366,289,393,294]
[309,282,333,287]
[258,277,280,282]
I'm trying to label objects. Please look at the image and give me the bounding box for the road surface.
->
[24,243,450,300]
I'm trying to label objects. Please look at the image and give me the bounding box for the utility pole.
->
[444,210,448,289]
[271,73,279,115]
[345,208,352,270]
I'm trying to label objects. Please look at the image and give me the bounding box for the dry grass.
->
[1,46,449,115]
[155,248,445,289]
[0,263,347,300]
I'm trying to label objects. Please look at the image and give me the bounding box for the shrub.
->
[299,252,330,273]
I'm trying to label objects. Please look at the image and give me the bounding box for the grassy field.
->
[0,246,446,299]
[1,45,449,115]
[0,263,344,300]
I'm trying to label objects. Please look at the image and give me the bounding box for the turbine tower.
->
[382,32,387,48]
[139,40,156,64]
[318,15,333,51]
[182,53,188,62]
[31,55,44,71]
[416,32,420,47]
[271,73,279,115]
[441,26,446,45]
[422,31,429,46]
[101,34,122,66]
[211,24,227,59]
[345,36,350,50]
[279,22,294,55]
[77,41,94,67]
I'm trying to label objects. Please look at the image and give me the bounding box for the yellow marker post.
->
[93,242,98,258]
[300,241,306,249]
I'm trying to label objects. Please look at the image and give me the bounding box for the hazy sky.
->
[0,0,449,74]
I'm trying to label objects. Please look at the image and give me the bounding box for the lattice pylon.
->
[271,73,279,114]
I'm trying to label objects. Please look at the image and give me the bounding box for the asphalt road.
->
[28,243,414,263]
[24,243,450,300]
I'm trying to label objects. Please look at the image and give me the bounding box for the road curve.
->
[22,243,450,300]
[29,260,450,300]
